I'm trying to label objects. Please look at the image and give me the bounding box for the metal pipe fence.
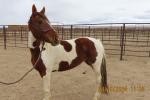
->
[0,23,150,60]
[0,25,28,48]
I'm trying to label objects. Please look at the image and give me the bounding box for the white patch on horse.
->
[41,39,77,71]
[28,31,36,48]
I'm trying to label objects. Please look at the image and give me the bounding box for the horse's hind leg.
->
[92,56,108,100]
[92,65,102,100]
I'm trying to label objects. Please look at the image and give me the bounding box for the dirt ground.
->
[0,47,150,100]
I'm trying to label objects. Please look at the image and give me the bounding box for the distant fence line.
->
[0,23,150,60]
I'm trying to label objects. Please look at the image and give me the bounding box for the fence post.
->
[21,27,23,41]
[120,24,125,60]
[124,25,127,55]
[3,26,6,49]
[147,32,150,46]
[88,26,91,37]
[70,25,73,39]
[61,26,64,40]
[14,31,16,47]
[85,28,87,36]
[27,30,29,48]
[102,28,104,43]
[81,28,84,37]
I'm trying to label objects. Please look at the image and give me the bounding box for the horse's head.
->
[28,4,59,46]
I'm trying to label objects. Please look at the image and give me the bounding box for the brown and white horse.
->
[28,4,108,100]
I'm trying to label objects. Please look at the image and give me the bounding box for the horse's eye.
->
[38,20,42,24]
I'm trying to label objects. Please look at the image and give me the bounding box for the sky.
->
[0,0,150,25]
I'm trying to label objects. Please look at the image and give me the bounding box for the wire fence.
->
[0,23,150,60]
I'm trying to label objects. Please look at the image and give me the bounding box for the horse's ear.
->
[32,4,37,13]
[40,7,45,14]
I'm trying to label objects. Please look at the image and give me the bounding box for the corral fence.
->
[0,23,150,60]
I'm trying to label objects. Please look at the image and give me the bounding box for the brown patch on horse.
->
[30,47,46,77]
[32,40,41,47]
[60,40,72,52]
[75,38,98,65]
[59,61,70,71]
[58,38,97,71]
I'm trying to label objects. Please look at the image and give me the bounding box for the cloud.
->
[0,0,150,24]
[132,10,150,22]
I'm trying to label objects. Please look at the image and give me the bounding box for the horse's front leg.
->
[43,68,51,100]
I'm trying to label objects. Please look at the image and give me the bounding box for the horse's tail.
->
[100,54,108,93]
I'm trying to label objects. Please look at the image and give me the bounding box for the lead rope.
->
[0,41,45,85]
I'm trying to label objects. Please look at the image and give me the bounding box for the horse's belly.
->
[53,59,88,72]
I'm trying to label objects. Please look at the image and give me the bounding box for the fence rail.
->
[0,23,150,60]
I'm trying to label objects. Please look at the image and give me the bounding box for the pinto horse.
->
[28,4,108,100]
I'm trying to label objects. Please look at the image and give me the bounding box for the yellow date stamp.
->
[99,84,145,93]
